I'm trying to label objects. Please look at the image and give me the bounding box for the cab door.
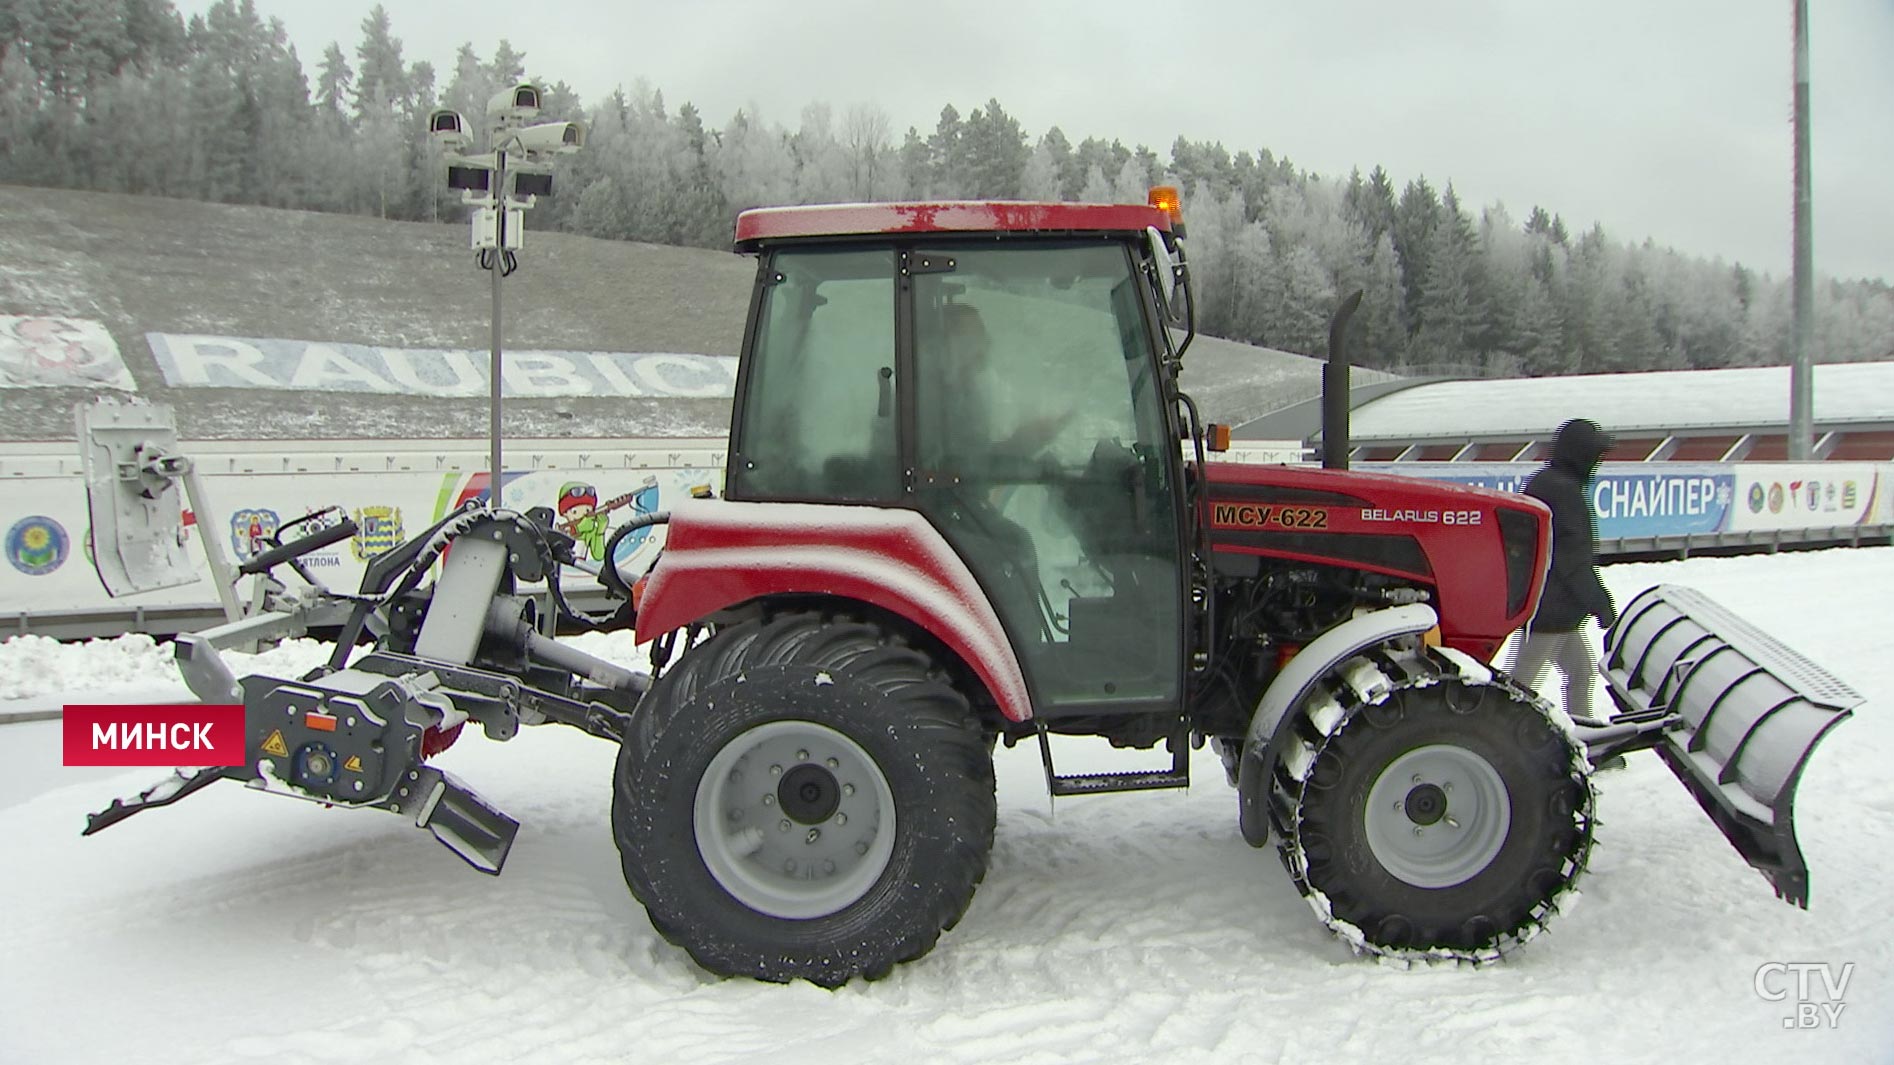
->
[906,241,1184,714]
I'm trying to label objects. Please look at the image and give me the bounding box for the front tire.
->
[1280,647,1593,961]
[613,612,996,986]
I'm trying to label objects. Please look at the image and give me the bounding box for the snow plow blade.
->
[1600,584,1862,907]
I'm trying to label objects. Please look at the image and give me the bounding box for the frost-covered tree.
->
[1275,243,1338,356]
[1020,138,1063,201]
[1177,182,1245,338]
[1072,136,1129,198]
[1038,125,1076,199]
[1412,185,1482,368]
[895,126,931,199]
[925,104,963,196]
[350,4,405,120]
[1391,177,1440,338]
[840,103,891,200]
[1358,233,1408,367]
[0,3,1887,372]
[1109,155,1148,205]
[313,42,350,123]
[571,174,630,240]
[790,102,849,203]
[1170,137,1232,198]
[960,98,1026,199]
[711,106,793,214]
[1227,221,1277,343]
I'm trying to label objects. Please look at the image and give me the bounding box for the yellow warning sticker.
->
[260,729,289,757]
[343,754,363,773]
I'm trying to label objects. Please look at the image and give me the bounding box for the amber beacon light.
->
[1147,185,1184,226]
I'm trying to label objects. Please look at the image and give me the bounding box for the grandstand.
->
[1231,362,1894,559]
[1235,361,1894,464]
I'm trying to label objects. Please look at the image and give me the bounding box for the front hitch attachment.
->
[78,506,650,874]
[387,764,519,874]
[83,766,234,836]
[1599,584,1862,907]
[82,661,521,875]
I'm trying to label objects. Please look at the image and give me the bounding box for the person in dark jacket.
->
[1508,418,1617,725]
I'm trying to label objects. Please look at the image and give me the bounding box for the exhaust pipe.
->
[1322,289,1364,470]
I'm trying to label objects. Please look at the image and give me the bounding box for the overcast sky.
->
[194,0,1894,282]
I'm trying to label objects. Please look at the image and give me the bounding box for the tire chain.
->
[1274,643,1596,965]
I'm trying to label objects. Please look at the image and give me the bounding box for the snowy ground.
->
[1,548,1889,1065]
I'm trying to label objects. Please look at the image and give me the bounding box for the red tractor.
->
[83,194,1859,987]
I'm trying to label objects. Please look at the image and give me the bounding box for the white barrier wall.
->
[2,437,1888,636]
[0,439,726,633]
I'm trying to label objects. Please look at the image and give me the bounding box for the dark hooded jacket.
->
[1523,419,1616,632]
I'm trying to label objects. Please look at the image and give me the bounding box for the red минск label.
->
[63,705,246,767]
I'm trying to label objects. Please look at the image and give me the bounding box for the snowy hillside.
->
[1,548,1889,1064]
[0,185,1357,444]
[0,184,753,442]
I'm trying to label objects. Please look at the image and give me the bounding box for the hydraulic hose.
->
[597,511,671,599]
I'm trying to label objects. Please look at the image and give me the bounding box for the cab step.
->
[1036,727,1190,796]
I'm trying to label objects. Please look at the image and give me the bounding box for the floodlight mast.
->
[1789,0,1814,461]
[488,145,508,505]
[426,84,584,507]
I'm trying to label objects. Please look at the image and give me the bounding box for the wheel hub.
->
[1363,743,1512,889]
[693,719,897,919]
[778,764,841,825]
[1403,782,1447,826]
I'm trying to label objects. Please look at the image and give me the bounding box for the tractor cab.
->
[725,203,1192,718]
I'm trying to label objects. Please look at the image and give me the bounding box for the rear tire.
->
[613,612,996,986]
[1281,647,1592,960]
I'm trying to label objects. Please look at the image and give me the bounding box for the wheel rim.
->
[693,719,897,919]
[1362,743,1511,889]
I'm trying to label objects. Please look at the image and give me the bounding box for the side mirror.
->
[1146,227,1178,310]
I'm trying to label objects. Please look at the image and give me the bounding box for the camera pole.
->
[489,148,508,508]
[427,85,584,512]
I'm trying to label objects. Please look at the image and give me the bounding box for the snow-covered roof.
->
[734,201,1172,246]
[1344,362,1894,442]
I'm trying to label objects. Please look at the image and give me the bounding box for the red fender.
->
[635,498,1033,722]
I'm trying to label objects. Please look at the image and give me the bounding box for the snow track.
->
[2,550,1892,1063]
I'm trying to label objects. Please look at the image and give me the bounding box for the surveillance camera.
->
[428,108,468,136]
[486,82,542,123]
[503,120,585,155]
[427,108,473,152]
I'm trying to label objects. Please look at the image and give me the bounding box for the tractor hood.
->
[1202,461,1551,660]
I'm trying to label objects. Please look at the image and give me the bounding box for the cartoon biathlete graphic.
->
[558,483,610,561]
[556,477,666,563]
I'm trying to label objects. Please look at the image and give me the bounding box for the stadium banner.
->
[0,316,137,391]
[146,333,738,398]
[1724,464,1884,533]
[1357,462,1737,541]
